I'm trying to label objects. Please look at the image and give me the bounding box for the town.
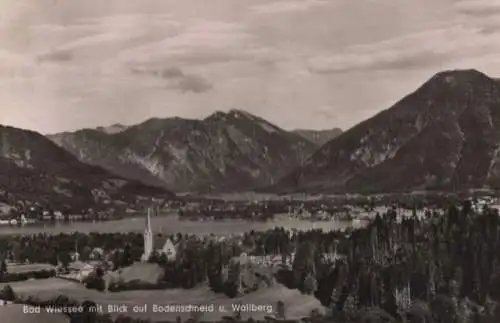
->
[0,196,499,322]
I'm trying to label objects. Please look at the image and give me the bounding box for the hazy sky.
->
[2,0,500,134]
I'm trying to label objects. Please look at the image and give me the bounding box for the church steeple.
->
[141,207,154,262]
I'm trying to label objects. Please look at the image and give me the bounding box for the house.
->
[90,248,104,260]
[76,263,96,282]
[64,261,98,282]
[160,238,177,261]
[69,251,79,262]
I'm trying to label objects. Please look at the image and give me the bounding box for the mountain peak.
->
[424,69,492,89]
[433,68,485,77]
[95,123,128,134]
[204,109,258,122]
[273,69,500,194]
[227,109,257,119]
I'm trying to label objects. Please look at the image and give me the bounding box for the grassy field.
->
[105,262,165,286]
[7,263,56,274]
[0,278,326,321]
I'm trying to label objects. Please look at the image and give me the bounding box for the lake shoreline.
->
[0,214,368,236]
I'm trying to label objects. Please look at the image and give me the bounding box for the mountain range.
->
[0,125,171,211]
[6,68,499,199]
[48,110,321,193]
[273,69,500,194]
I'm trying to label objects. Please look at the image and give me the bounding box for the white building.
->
[141,208,154,262]
[160,238,177,261]
[66,261,97,282]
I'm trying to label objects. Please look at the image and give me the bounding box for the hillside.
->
[48,110,316,193]
[0,125,172,210]
[273,69,500,194]
[293,128,342,146]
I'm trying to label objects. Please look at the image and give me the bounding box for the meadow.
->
[0,278,326,321]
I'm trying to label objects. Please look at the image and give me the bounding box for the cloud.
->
[131,66,184,79]
[36,49,74,63]
[116,19,280,67]
[453,0,500,34]
[0,50,32,67]
[455,0,500,13]
[306,25,494,74]
[459,6,500,17]
[250,0,328,14]
[131,66,212,93]
[175,75,212,93]
[59,33,131,51]
[158,67,185,79]
[120,20,251,58]
[308,51,446,74]
[27,14,179,66]
[6,0,500,134]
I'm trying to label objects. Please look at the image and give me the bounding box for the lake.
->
[0,214,368,236]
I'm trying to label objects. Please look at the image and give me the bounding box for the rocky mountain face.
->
[48,110,316,193]
[0,125,171,210]
[293,128,343,146]
[273,69,500,194]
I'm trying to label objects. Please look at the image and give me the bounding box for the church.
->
[141,207,178,262]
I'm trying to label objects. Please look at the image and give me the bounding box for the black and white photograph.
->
[2,0,500,322]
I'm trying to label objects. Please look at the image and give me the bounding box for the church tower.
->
[141,207,153,262]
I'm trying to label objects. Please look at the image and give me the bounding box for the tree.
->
[309,308,322,322]
[233,301,242,321]
[58,251,71,272]
[80,246,92,262]
[122,244,133,267]
[430,294,458,323]
[292,241,316,290]
[359,307,396,323]
[81,300,98,323]
[0,285,16,301]
[188,304,204,323]
[0,258,7,281]
[276,300,286,319]
[303,273,318,295]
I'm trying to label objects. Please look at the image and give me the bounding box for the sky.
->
[2,0,500,134]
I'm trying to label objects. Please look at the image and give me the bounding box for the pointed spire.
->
[146,207,152,232]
